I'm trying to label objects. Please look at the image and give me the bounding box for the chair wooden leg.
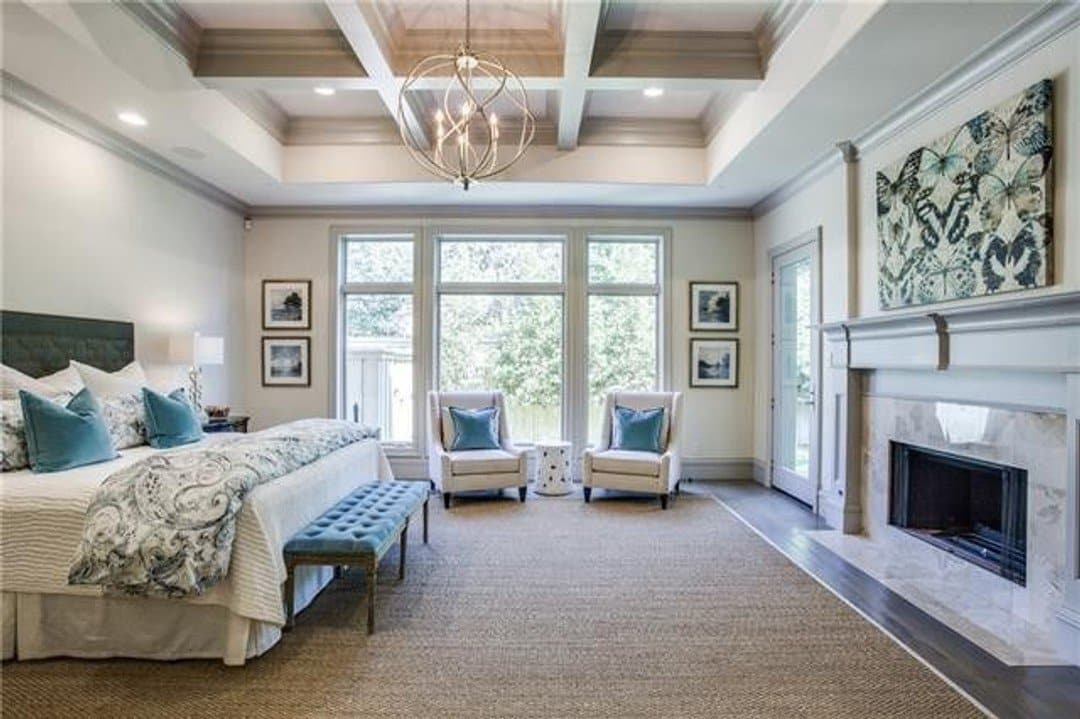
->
[660,494,669,510]
[366,565,377,635]
[518,486,527,502]
[399,519,408,581]
[284,564,296,630]
[443,492,451,510]
[422,498,429,544]
[583,487,592,503]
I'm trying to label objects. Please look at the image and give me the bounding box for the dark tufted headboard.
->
[0,310,134,378]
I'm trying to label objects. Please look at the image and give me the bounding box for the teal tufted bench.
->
[283,480,430,634]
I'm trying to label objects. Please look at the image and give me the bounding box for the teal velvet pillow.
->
[142,388,203,449]
[448,406,500,451]
[611,405,665,453]
[19,388,118,473]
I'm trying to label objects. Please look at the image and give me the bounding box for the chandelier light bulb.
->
[397,0,535,190]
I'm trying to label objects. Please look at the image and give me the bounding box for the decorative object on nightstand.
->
[534,440,572,496]
[202,415,249,434]
[168,333,225,418]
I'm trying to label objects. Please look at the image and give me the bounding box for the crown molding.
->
[580,117,704,148]
[591,30,762,80]
[754,1,812,69]
[1,72,247,214]
[116,0,202,69]
[224,89,289,143]
[286,116,401,145]
[752,1,1080,218]
[249,204,752,220]
[391,29,562,77]
[195,29,366,78]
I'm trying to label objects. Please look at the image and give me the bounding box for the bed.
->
[0,311,392,665]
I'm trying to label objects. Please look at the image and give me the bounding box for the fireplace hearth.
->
[889,442,1027,585]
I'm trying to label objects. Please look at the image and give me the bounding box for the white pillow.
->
[0,364,62,400]
[37,364,85,396]
[72,360,148,397]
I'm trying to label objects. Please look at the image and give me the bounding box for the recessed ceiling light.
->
[643,87,664,99]
[117,111,147,127]
[314,87,336,96]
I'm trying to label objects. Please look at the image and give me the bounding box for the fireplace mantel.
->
[821,290,1080,374]
[817,288,1080,666]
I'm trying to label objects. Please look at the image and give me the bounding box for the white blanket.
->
[1,434,392,626]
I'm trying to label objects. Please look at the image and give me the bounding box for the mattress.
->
[1,433,393,628]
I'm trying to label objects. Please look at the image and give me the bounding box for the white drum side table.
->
[534,440,573,496]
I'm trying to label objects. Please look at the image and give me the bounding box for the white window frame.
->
[331,228,424,455]
[331,224,670,462]
[578,231,669,450]
[433,230,570,445]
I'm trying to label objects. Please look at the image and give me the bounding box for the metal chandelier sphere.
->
[397,0,535,190]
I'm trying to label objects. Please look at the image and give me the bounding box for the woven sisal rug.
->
[1,492,981,717]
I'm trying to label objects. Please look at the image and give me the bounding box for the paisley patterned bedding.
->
[68,419,369,598]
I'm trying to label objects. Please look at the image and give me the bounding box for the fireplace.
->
[889,442,1027,585]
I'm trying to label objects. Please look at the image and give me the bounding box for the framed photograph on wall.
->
[262,279,312,330]
[690,281,738,331]
[262,336,311,387]
[690,338,738,388]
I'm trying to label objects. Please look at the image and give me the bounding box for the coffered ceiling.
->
[0,0,1057,211]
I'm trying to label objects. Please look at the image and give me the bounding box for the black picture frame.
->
[689,281,739,331]
[262,279,312,331]
[689,338,739,389]
[261,336,311,387]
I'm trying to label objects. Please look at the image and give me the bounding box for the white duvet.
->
[0,433,393,626]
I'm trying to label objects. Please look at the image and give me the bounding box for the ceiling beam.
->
[195,29,366,79]
[556,0,603,150]
[323,0,429,148]
[591,31,762,80]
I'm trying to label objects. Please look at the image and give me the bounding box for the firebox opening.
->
[889,442,1026,586]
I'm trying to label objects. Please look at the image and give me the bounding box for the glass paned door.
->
[771,238,820,506]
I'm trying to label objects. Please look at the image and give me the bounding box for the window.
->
[336,228,666,455]
[586,235,662,442]
[339,234,416,446]
[437,235,565,443]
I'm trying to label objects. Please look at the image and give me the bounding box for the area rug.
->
[1,492,981,717]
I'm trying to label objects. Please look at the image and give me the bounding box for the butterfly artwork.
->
[876,78,1053,309]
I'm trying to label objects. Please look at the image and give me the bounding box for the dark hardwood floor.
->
[689,480,1080,719]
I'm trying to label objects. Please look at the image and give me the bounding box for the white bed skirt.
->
[3,566,332,666]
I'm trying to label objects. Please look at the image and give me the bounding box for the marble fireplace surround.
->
[818,290,1080,666]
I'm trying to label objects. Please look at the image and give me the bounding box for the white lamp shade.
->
[168,333,225,366]
[196,336,225,366]
[168,333,195,364]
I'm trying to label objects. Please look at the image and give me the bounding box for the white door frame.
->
[769,227,822,509]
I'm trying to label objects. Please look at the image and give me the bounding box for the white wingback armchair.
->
[428,391,528,509]
[582,391,683,509]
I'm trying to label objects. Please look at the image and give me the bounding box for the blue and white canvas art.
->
[876,79,1053,309]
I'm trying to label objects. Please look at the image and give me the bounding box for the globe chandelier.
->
[397,0,535,190]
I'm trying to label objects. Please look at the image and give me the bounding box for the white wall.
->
[751,26,1080,481]
[1,101,246,405]
[244,215,756,470]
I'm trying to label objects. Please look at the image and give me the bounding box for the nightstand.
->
[203,415,250,434]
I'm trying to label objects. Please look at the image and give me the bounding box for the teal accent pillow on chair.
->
[448,406,500,451]
[19,388,118,473]
[142,388,204,449]
[611,405,665,453]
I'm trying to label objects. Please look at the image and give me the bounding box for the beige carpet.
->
[1,492,981,718]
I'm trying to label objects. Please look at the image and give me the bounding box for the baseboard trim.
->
[389,455,756,481]
[751,458,769,486]
[682,457,755,481]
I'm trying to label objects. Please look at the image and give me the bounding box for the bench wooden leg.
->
[423,498,429,544]
[399,518,409,581]
[366,565,377,635]
[443,492,451,510]
[284,564,296,630]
